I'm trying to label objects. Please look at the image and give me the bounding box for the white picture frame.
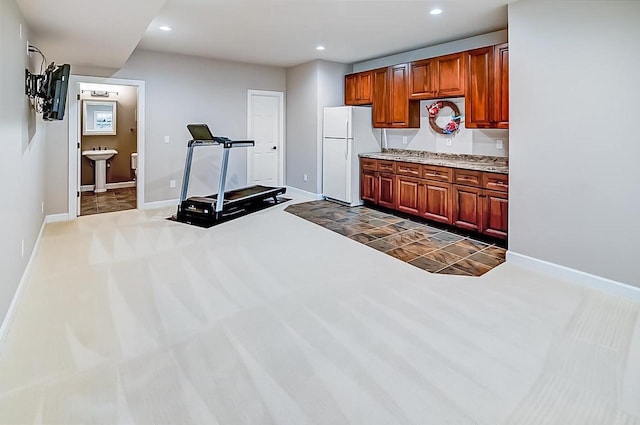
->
[83,100,117,136]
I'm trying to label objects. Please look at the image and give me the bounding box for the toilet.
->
[131,152,138,180]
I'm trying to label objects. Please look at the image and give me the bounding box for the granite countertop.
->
[360,149,509,174]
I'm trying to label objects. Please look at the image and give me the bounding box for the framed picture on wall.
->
[83,100,117,136]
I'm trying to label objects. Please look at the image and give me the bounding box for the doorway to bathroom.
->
[67,77,145,219]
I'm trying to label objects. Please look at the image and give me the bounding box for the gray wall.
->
[353,30,508,72]
[44,50,286,209]
[0,0,48,322]
[508,0,640,287]
[286,60,350,194]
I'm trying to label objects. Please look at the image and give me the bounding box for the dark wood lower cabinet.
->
[397,176,420,215]
[360,158,507,240]
[420,180,452,224]
[378,173,395,208]
[452,185,482,232]
[361,170,377,203]
[482,190,508,239]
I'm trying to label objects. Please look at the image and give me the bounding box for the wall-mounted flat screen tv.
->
[42,63,71,121]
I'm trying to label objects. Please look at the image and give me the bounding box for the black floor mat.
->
[167,197,290,228]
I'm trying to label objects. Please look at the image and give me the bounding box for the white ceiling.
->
[18,0,509,69]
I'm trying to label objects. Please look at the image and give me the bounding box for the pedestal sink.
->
[82,149,118,193]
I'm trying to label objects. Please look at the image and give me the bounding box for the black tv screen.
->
[42,63,70,121]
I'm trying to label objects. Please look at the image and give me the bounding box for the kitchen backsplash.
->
[373,98,509,157]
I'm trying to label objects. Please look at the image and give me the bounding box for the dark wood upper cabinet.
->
[409,52,465,100]
[409,59,436,99]
[493,43,509,128]
[345,71,372,105]
[372,67,389,127]
[374,64,419,128]
[434,53,465,97]
[465,44,509,129]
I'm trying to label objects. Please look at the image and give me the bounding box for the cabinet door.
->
[389,64,410,127]
[397,176,420,216]
[435,53,465,97]
[378,173,395,208]
[345,74,357,105]
[361,170,377,203]
[482,190,508,239]
[465,46,494,128]
[493,43,509,128]
[420,180,452,224]
[356,72,373,104]
[452,185,482,231]
[372,67,389,127]
[409,59,436,99]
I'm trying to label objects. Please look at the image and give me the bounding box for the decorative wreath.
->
[427,101,463,135]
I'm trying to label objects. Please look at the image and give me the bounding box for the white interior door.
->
[247,90,284,186]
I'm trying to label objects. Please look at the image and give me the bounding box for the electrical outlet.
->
[446,138,452,147]
[402,136,408,145]
[303,174,308,182]
[41,201,44,214]
[164,135,170,144]
[496,139,504,150]
[170,179,176,188]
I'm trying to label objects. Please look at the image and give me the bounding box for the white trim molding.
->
[507,251,640,302]
[68,76,145,219]
[80,181,136,192]
[45,213,70,223]
[0,218,47,350]
[142,199,179,210]
[285,186,323,201]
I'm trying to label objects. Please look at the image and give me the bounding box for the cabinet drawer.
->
[453,169,482,187]
[360,158,377,171]
[483,172,508,192]
[396,161,422,177]
[378,160,396,173]
[422,165,452,182]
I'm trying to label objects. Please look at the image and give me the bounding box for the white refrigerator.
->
[322,106,381,206]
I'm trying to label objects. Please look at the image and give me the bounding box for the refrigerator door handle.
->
[345,119,349,159]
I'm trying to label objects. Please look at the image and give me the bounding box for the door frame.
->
[67,76,145,219]
[246,90,285,186]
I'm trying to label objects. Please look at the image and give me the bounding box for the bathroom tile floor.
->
[80,187,137,216]
[285,200,506,276]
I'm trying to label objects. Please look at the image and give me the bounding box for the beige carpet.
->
[0,194,639,424]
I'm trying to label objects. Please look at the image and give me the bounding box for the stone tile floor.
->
[285,200,506,276]
[80,187,137,216]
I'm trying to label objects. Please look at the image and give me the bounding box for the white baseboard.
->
[506,251,640,302]
[45,213,69,223]
[80,181,136,192]
[142,199,179,210]
[0,217,47,351]
[285,186,323,200]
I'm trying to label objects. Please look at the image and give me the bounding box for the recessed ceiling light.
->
[316,45,326,51]
[430,8,443,15]
[159,25,173,31]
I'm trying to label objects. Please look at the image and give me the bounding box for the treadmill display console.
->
[187,124,215,141]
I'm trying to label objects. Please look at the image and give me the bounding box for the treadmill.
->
[175,124,286,225]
